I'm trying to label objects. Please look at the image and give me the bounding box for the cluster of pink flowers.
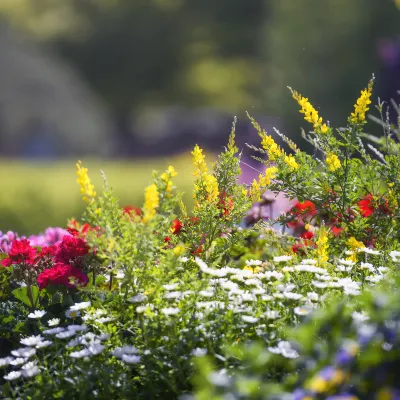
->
[1,233,90,290]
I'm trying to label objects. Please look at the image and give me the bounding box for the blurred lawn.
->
[0,154,197,235]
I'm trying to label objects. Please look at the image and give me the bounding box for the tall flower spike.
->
[76,161,96,202]
[289,88,328,134]
[349,78,374,124]
[192,145,208,177]
[315,225,329,266]
[143,183,159,222]
[260,133,283,160]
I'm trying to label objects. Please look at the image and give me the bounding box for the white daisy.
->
[161,307,180,316]
[4,371,21,380]
[69,301,91,311]
[47,318,60,327]
[0,357,13,367]
[20,335,44,347]
[241,315,259,323]
[43,327,65,335]
[129,294,147,303]
[56,330,76,339]
[21,361,40,378]
[300,259,317,265]
[87,344,104,355]
[360,262,374,271]
[67,324,88,333]
[265,310,280,320]
[10,357,26,366]
[112,346,139,359]
[27,310,46,319]
[283,292,303,300]
[307,292,319,302]
[122,354,141,364]
[294,306,312,316]
[70,349,91,358]
[245,259,263,266]
[338,259,356,266]
[273,255,293,263]
[191,348,208,357]
[352,311,369,324]
[36,340,52,349]
[357,247,380,255]
[163,291,182,300]
[11,347,36,358]
[65,309,81,319]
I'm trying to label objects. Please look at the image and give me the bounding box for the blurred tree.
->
[261,0,400,143]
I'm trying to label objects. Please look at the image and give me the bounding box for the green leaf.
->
[12,286,39,308]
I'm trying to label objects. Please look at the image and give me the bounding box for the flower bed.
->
[0,78,399,399]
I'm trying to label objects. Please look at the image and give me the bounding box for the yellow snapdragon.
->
[346,236,364,263]
[290,89,328,133]
[76,161,96,202]
[326,153,341,172]
[143,183,159,222]
[349,79,374,124]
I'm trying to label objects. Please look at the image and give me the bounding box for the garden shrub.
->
[0,77,399,399]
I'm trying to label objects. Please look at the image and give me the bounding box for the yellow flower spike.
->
[260,133,283,160]
[326,153,341,172]
[192,145,208,177]
[283,154,300,171]
[250,179,261,201]
[76,161,96,202]
[316,225,329,266]
[290,88,328,133]
[203,174,219,202]
[349,78,374,124]
[143,183,159,222]
[167,165,177,177]
[259,166,278,187]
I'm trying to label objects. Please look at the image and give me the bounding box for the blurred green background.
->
[0,0,399,234]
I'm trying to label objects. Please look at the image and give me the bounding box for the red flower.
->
[37,263,89,290]
[287,200,317,228]
[1,239,36,267]
[300,231,314,240]
[191,244,203,256]
[358,194,391,217]
[358,194,375,217]
[171,219,182,235]
[37,245,57,258]
[292,231,315,254]
[123,205,142,217]
[293,200,315,213]
[55,236,89,264]
[331,225,344,236]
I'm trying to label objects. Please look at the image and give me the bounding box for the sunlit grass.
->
[0,154,198,235]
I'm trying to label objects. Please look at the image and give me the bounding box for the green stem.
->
[27,283,35,310]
